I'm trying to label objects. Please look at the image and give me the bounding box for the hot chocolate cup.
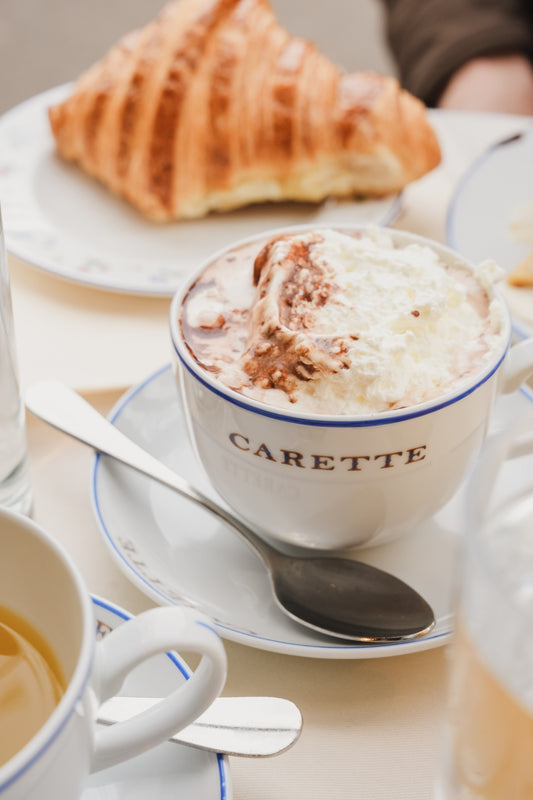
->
[170,226,533,550]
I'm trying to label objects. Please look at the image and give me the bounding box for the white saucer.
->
[0,85,401,297]
[447,128,533,340]
[91,365,533,660]
[84,595,231,799]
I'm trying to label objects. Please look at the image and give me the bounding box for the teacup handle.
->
[89,606,227,772]
[500,337,533,393]
[466,410,533,530]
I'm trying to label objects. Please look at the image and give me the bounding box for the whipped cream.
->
[180,228,507,415]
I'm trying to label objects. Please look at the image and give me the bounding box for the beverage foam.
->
[181,228,507,415]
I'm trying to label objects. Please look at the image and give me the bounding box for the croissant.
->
[48,0,441,222]
[508,252,533,287]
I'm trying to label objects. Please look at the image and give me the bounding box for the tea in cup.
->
[0,605,65,766]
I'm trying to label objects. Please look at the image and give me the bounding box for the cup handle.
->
[89,606,227,772]
[500,337,533,394]
[466,410,533,531]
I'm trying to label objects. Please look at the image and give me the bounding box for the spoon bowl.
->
[25,380,435,643]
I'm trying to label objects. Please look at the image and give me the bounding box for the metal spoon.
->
[25,380,435,643]
[98,695,302,757]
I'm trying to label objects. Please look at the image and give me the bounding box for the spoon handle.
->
[24,380,272,562]
[25,380,436,643]
[98,695,302,757]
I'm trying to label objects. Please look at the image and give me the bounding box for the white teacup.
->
[0,508,227,799]
[169,226,533,550]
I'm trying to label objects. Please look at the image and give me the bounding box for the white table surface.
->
[12,108,533,799]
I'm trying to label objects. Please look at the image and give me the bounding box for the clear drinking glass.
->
[0,207,32,514]
[438,413,533,800]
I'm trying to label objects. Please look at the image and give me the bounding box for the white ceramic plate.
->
[447,128,533,340]
[84,595,231,799]
[91,365,533,659]
[0,85,401,297]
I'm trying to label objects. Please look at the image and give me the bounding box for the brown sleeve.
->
[381,0,533,105]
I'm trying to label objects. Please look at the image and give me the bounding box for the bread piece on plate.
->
[49,0,441,221]
[508,251,533,287]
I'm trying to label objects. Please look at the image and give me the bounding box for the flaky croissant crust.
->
[49,0,441,221]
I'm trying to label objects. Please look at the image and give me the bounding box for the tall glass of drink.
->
[0,206,32,514]
[439,413,533,799]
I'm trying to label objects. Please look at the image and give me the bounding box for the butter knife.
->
[97,695,302,757]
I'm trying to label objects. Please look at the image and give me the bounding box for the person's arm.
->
[382,0,533,109]
[438,53,533,115]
